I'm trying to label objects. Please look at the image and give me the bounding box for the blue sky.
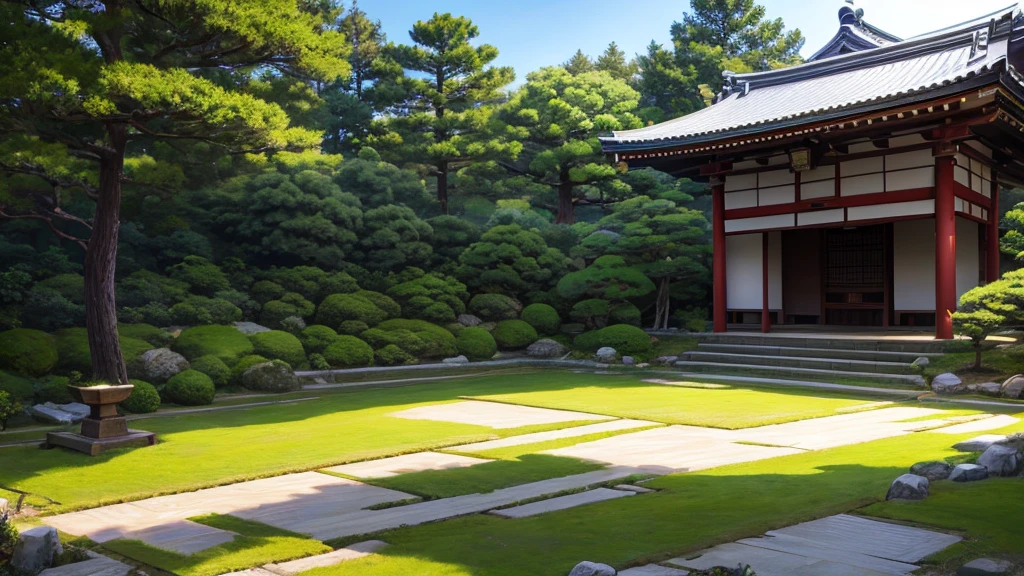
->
[363,0,1016,85]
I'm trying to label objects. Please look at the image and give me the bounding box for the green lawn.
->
[0,371,891,512]
[308,416,1024,576]
[103,514,329,576]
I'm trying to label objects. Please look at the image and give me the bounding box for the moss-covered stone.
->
[241,360,300,393]
[230,355,269,386]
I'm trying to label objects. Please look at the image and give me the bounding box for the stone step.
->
[696,343,935,363]
[673,361,926,387]
[696,334,946,354]
[681,351,916,375]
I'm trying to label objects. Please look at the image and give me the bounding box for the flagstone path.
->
[324,452,489,479]
[489,487,633,518]
[930,414,1019,434]
[390,400,614,428]
[450,418,657,453]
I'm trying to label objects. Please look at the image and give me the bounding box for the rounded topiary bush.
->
[491,320,538,350]
[376,319,458,359]
[117,324,173,347]
[300,325,338,354]
[574,324,652,355]
[190,355,231,388]
[165,370,216,406]
[375,344,416,366]
[231,355,269,386]
[570,299,609,329]
[322,336,374,368]
[120,380,161,414]
[35,376,74,404]
[316,294,388,330]
[52,328,150,377]
[338,320,369,336]
[354,290,401,318]
[250,280,287,304]
[0,370,35,402]
[468,294,522,321]
[609,303,642,327]
[173,325,254,364]
[361,328,426,357]
[249,330,305,368]
[0,329,58,377]
[521,303,561,335]
[456,327,497,361]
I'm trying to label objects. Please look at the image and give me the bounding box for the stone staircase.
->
[675,334,944,388]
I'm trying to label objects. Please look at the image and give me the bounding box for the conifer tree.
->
[595,42,638,82]
[563,49,595,75]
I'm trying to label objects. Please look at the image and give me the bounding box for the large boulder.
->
[912,357,930,367]
[457,314,483,327]
[11,526,63,573]
[622,356,635,365]
[886,474,929,501]
[241,361,301,393]
[954,435,1006,453]
[568,561,616,576]
[527,339,569,359]
[29,402,90,425]
[442,355,470,365]
[140,348,190,383]
[931,373,964,394]
[910,461,952,481]
[234,322,271,335]
[977,444,1022,477]
[949,463,989,482]
[595,347,618,362]
[1001,374,1024,399]
[957,558,1013,576]
[977,382,1003,396]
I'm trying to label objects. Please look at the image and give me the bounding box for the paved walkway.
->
[324,452,489,479]
[390,400,613,428]
[450,418,657,453]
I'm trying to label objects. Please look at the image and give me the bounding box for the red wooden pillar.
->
[762,232,771,333]
[934,155,957,340]
[712,177,727,333]
[988,173,1000,283]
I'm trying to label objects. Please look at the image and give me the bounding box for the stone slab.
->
[615,484,654,493]
[489,488,633,519]
[766,514,961,563]
[37,551,132,576]
[669,543,894,576]
[389,400,612,428]
[264,540,387,575]
[737,534,920,574]
[120,519,236,554]
[727,408,943,450]
[953,435,1007,452]
[324,452,489,479]
[452,419,657,452]
[45,429,155,456]
[933,415,1019,434]
[618,565,690,576]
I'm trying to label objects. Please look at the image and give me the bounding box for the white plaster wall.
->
[894,219,935,311]
[956,217,980,304]
[726,233,763,309]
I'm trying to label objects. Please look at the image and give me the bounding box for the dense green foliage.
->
[230,355,271,387]
[521,303,561,335]
[575,324,653,355]
[120,380,162,414]
[249,331,306,368]
[323,336,375,368]
[0,329,57,377]
[165,370,217,406]
[174,326,255,365]
[300,325,339,355]
[190,356,232,389]
[953,268,1024,368]
[492,320,539,350]
[457,327,498,361]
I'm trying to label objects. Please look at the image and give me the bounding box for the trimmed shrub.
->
[0,329,58,377]
[609,303,642,327]
[169,296,242,326]
[118,323,173,347]
[0,370,34,402]
[323,336,374,368]
[354,290,401,318]
[338,320,369,336]
[308,353,330,371]
[36,273,85,304]
[165,370,216,406]
[173,325,254,364]
[468,294,522,321]
[457,327,497,361]
[260,292,315,329]
[231,355,269,386]
[316,294,388,329]
[521,303,561,335]
[250,280,287,304]
[361,328,427,357]
[52,328,150,377]
[376,319,457,358]
[120,380,161,414]
[491,320,538,350]
[570,299,609,330]
[300,325,338,354]
[574,324,653,355]
[190,355,231,388]
[35,376,74,404]
[250,330,306,368]
[375,344,416,366]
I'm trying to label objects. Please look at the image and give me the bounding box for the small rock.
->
[636,363,650,369]
[954,435,1007,453]
[655,356,678,365]
[912,357,930,367]
[957,558,1014,576]
[595,347,618,362]
[950,463,989,482]
[241,362,301,393]
[886,474,929,501]
[568,561,616,576]
[910,461,952,481]
[29,403,84,425]
[977,382,1003,396]
[234,322,271,335]
[931,373,964,394]
[1000,374,1024,399]
[59,402,90,421]
[527,339,570,359]
[11,526,63,573]
[966,383,980,393]
[595,363,610,369]
[622,356,635,365]
[442,355,470,365]
[457,314,483,327]
[140,348,190,383]
[977,444,1022,477]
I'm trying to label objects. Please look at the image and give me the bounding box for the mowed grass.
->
[310,416,1024,576]
[103,514,329,576]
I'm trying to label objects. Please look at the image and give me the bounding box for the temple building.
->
[601,4,1024,339]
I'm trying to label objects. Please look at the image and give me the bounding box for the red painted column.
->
[762,232,770,333]
[988,173,1000,283]
[712,178,727,333]
[935,155,957,340]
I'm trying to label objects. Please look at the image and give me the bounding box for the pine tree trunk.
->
[654,277,671,330]
[437,163,449,215]
[556,180,574,224]
[974,343,983,370]
[84,124,129,384]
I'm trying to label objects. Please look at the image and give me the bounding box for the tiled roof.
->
[602,4,1021,152]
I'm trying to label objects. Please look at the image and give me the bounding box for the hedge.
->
[35,376,74,404]
[0,370,34,402]
[165,370,216,406]
[456,327,497,361]
[375,319,458,358]
[491,320,538,350]
[250,330,306,368]
[300,325,338,354]
[361,328,427,357]
[173,325,254,365]
[316,294,388,329]
[120,380,161,414]
[0,329,58,377]
[117,324,173,348]
[468,294,522,321]
[323,336,374,368]
[53,328,151,377]
[375,344,416,366]
[574,324,652,355]
[521,303,561,335]
[190,355,231,388]
[338,320,369,336]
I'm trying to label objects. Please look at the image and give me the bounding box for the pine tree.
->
[595,42,638,82]
[563,50,595,75]
[635,41,703,122]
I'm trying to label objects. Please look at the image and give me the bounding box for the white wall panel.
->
[726,234,763,309]
[954,166,970,187]
[841,173,885,196]
[894,219,935,310]
[798,209,845,226]
[885,149,933,171]
[847,199,935,221]
[801,180,835,199]
[956,217,980,304]
[724,190,758,210]
[803,165,835,182]
[725,173,758,192]
[759,170,794,187]
[724,214,795,233]
[885,167,934,191]
[841,157,884,176]
[759,185,795,206]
